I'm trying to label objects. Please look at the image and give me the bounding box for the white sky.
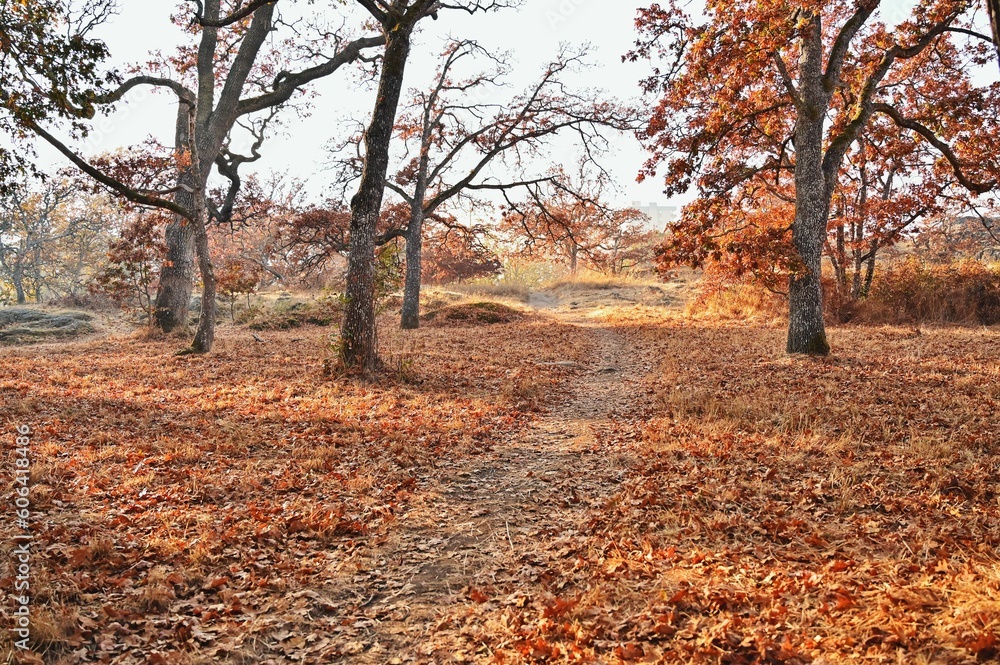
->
[39,1,668,210]
[34,1,997,215]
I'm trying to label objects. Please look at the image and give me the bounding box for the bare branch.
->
[23,118,195,220]
[194,0,276,27]
[873,102,995,195]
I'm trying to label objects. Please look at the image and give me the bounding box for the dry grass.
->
[684,281,787,323]
[448,281,533,304]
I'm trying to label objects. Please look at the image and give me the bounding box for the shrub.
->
[859,259,1000,325]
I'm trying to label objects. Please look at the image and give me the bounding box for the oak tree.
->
[19,1,383,353]
[0,0,115,191]
[380,40,638,329]
[501,171,650,276]
[339,0,515,373]
[633,0,1000,354]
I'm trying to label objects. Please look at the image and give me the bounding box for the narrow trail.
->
[341,306,651,662]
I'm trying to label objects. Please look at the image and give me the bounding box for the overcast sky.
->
[45,1,667,211]
[38,1,996,214]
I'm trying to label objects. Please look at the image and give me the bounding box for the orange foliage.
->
[0,318,592,662]
[454,320,1000,663]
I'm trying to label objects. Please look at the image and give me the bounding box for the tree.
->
[500,173,650,275]
[339,0,515,373]
[18,1,384,353]
[421,221,502,285]
[377,40,638,329]
[632,0,1000,355]
[987,0,1000,61]
[279,201,408,276]
[0,0,116,192]
[209,174,306,289]
[217,257,262,320]
[825,122,953,303]
[92,213,168,326]
[0,181,109,304]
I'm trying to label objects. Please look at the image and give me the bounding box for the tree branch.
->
[236,36,385,116]
[873,102,995,194]
[23,118,195,220]
[194,0,276,27]
[93,76,195,106]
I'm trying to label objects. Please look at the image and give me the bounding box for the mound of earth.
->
[0,307,96,344]
[247,300,342,331]
[422,301,526,325]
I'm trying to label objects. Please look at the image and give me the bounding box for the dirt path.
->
[338,310,650,662]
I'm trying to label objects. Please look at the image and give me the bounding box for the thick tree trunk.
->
[154,105,199,333]
[401,210,424,330]
[788,174,829,354]
[154,212,196,332]
[340,26,413,372]
[787,14,831,356]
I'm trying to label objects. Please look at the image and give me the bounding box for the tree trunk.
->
[787,14,831,356]
[154,105,199,333]
[13,268,25,305]
[569,244,579,275]
[189,215,216,353]
[154,209,196,332]
[401,211,424,330]
[340,25,413,372]
[862,243,878,298]
[987,0,1000,71]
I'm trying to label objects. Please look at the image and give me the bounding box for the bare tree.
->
[20,1,383,353]
[338,0,518,373]
[369,40,638,328]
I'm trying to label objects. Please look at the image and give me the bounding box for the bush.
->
[859,259,1000,325]
[685,279,787,322]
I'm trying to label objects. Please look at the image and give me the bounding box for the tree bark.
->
[787,13,830,356]
[401,209,424,330]
[189,214,216,353]
[154,210,196,332]
[154,104,199,333]
[340,24,414,372]
[988,0,1000,71]
[400,131,431,330]
[13,268,25,305]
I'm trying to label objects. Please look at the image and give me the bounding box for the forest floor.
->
[2,280,1000,664]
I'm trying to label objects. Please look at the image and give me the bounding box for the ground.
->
[1,280,999,664]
